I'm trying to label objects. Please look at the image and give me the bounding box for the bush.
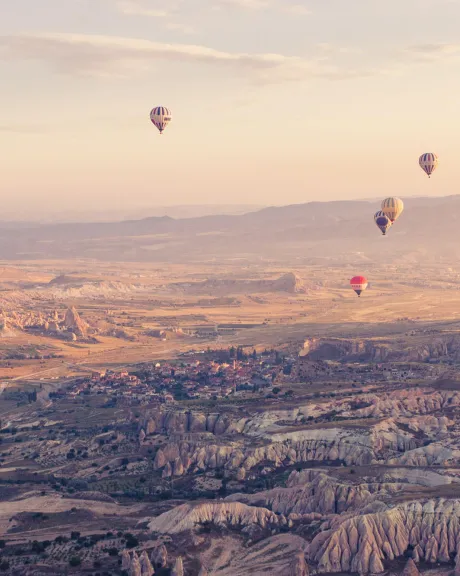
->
[124,534,138,549]
[0,561,10,571]
[69,556,81,567]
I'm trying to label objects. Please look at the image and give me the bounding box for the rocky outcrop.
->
[129,553,142,576]
[402,558,420,576]
[148,502,287,535]
[290,552,309,576]
[341,389,460,419]
[122,549,131,570]
[196,533,308,576]
[300,334,460,363]
[300,337,391,362]
[171,557,184,576]
[227,470,404,515]
[151,544,167,569]
[151,419,426,477]
[176,272,306,296]
[140,551,155,576]
[64,306,87,337]
[121,551,155,576]
[142,388,459,441]
[308,498,460,574]
[272,272,306,294]
[142,410,250,437]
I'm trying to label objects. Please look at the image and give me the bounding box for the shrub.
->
[69,556,81,567]
[125,534,138,549]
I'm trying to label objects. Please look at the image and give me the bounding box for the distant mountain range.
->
[0,204,264,224]
[1,195,459,265]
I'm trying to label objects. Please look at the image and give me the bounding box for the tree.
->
[218,479,228,496]
[69,556,81,567]
[252,349,257,360]
[272,387,281,395]
[124,534,138,549]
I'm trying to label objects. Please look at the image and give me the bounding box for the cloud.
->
[282,4,311,15]
[116,0,171,17]
[115,1,196,34]
[403,43,460,61]
[0,32,368,82]
[0,124,46,134]
[165,22,197,34]
[213,0,310,14]
[216,0,270,8]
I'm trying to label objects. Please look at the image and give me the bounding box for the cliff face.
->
[300,335,460,363]
[308,498,460,574]
[226,470,404,516]
[150,418,433,478]
[176,272,306,295]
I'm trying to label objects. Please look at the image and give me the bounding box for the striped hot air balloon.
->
[374,211,392,236]
[419,153,438,178]
[381,197,404,223]
[150,106,172,134]
[350,276,368,297]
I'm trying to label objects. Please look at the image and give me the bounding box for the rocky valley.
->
[1,254,460,575]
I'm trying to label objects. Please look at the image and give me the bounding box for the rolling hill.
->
[1,195,459,265]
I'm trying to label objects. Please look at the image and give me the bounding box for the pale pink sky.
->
[1,0,460,214]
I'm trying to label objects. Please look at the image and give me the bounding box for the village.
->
[65,347,292,405]
[60,345,443,409]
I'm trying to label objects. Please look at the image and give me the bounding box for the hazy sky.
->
[2,0,460,214]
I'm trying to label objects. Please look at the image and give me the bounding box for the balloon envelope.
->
[350,275,368,297]
[381,197,404,222]
[419,153,438,178]
[374,211,392,235]
[150,106,172,134]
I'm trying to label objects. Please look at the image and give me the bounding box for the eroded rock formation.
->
[309,498,460,574]
[148,502,287,535]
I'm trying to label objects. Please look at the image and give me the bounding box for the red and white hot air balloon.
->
[350,276,368,297]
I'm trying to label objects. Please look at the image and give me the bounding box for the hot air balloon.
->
[381,197,404,223]
[419,153,438,178]
[150,106,172,134]
[374,211,392,236]
[350,276,368,297]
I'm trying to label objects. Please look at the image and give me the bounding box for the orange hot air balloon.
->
[350,276,368,297]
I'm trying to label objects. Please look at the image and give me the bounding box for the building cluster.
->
[66,350,290,404]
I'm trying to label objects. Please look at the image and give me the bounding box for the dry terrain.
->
[2,198,460,574]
